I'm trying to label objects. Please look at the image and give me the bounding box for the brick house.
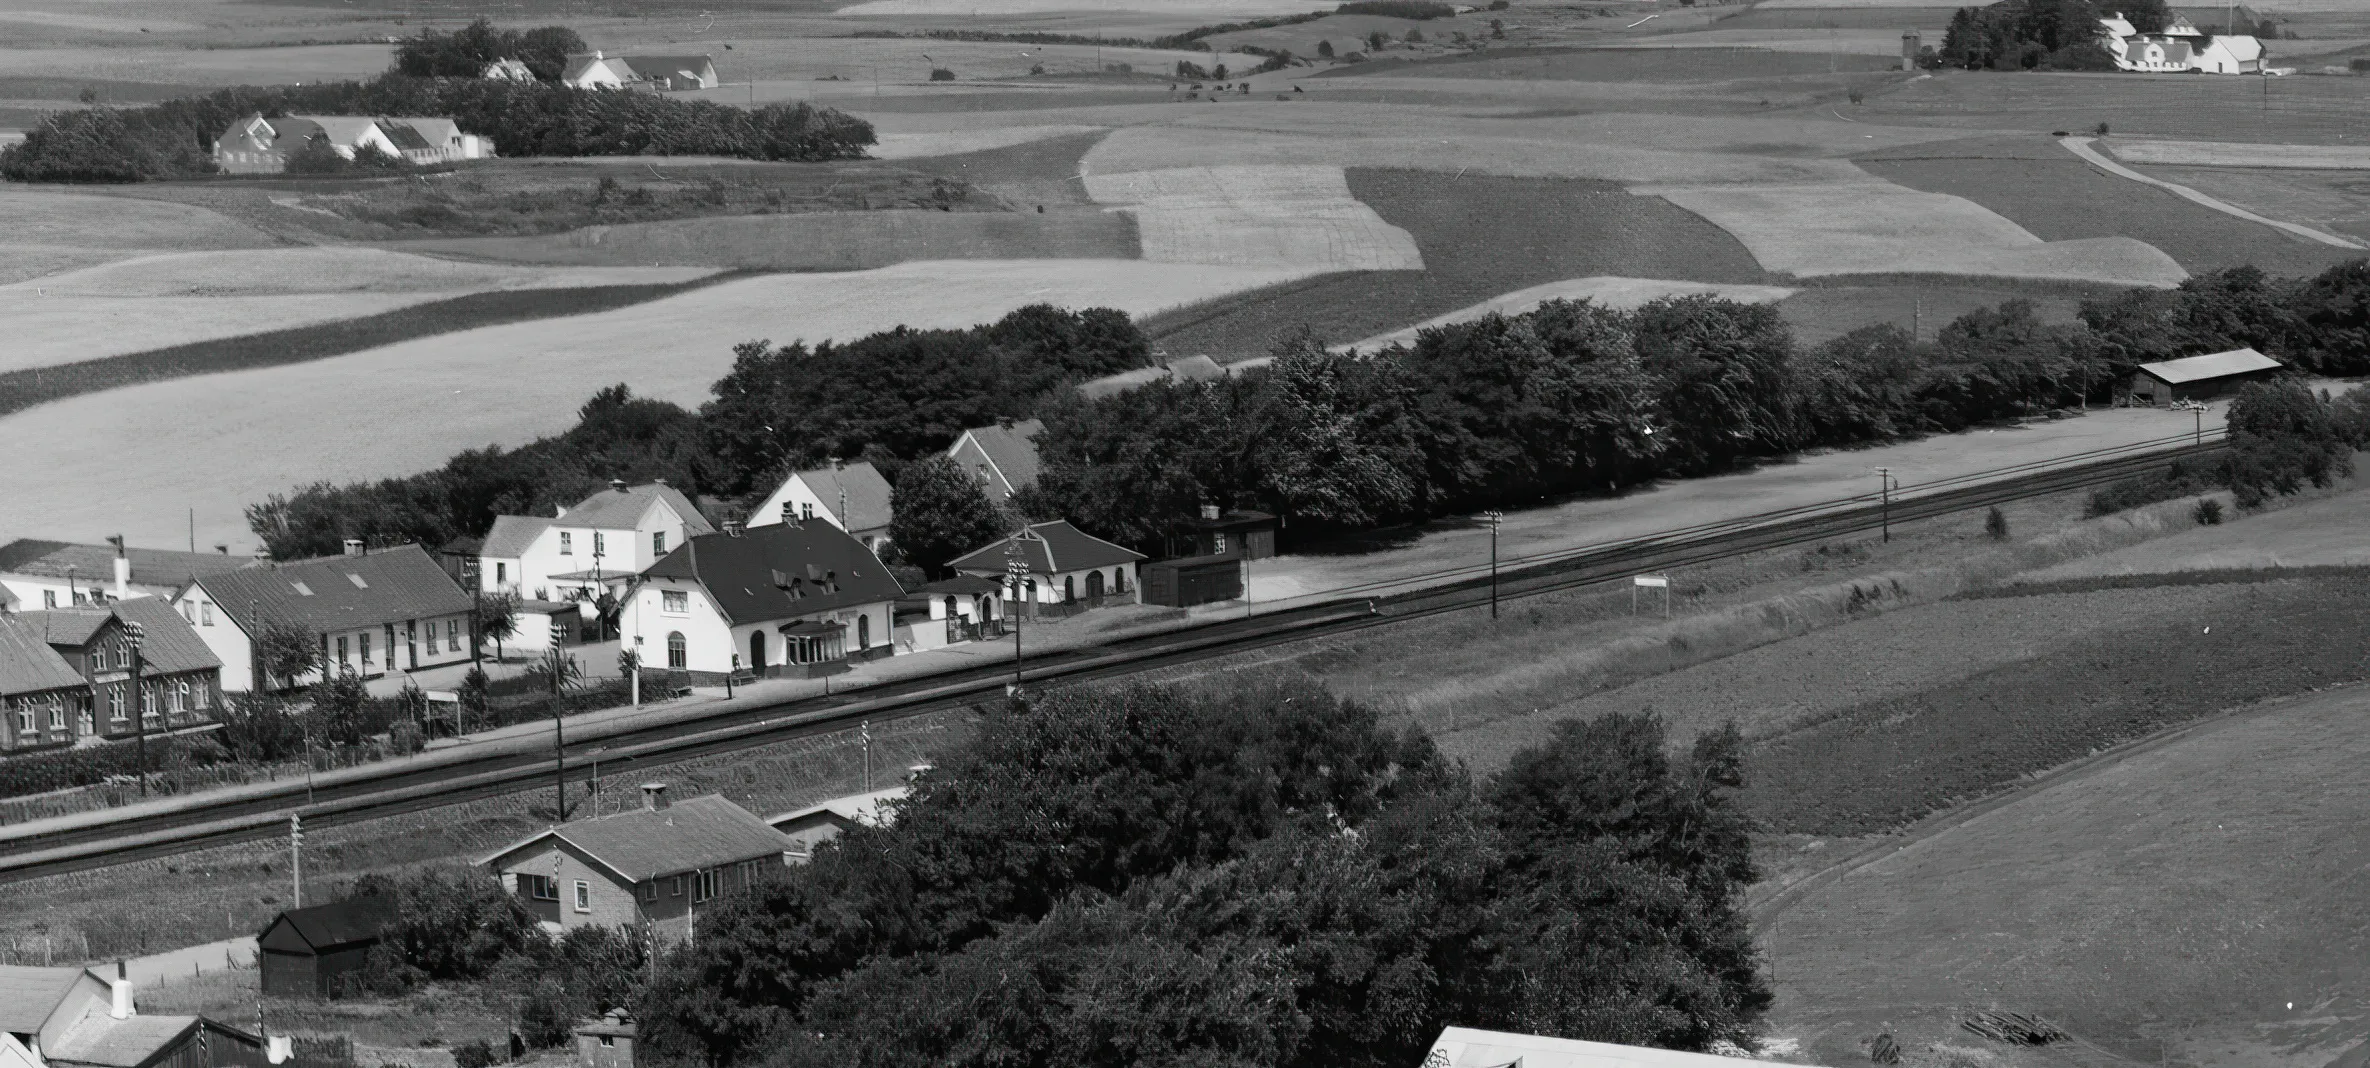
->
[479,786,794,944]
[0,618,89,755]
[13,598,223,743]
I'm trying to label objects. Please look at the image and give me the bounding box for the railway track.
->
[0,431,2225,882]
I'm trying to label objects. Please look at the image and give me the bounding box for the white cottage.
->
[629,519,905,681]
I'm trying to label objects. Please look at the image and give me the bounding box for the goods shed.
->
[1141,554,1242,608]
[256,898,391,998]
[2126,348,2285,405]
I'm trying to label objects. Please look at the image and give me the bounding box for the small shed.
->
[256,898,392,998]
[1168,507,1278,561]
[2127,348,2285,405]
[767,786,908,860]
[1141,554,1243,608]
[573,1009,636,1068]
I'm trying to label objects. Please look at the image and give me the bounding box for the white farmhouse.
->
[177,543,474,692]
[628,518,905,681]
[747,460,894,552]
[473,481,713,604]
[2100,12,2263,73]
[561,51,636,89]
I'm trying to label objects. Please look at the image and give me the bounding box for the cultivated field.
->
[1643,179,2191,283]
[1085,164,1423,269]
[0,188,279,284]
[1855,69,2370,145]
[0,259,1322,550]
[2107,138,2370,169]
[1349,44,1907,79]
[0,43,393,85]
[829,0,1331,14]
[1346,275,1799,350]
[394,209,1138,270]
[869,122,1106,159]
[2130,164,2370,244]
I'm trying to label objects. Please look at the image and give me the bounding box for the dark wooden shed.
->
[1168,508,1278,561]
[256,898,391,998]
[1141,555,1243,608]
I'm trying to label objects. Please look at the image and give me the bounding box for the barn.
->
[256,898,391,998]
[2126,348,2286,405]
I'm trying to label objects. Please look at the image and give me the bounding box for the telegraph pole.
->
[1005,538,1028,694]
[861,720,872,792]
[125,621,147,797]
[289,815,303,907]
[1482,511,1504,619]
[1876,468,1894,542]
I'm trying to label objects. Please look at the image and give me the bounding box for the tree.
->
[1317,39,1336,57]
[215,692,307,762]
[513,26,589,81]
[1245,339,1425,527]
[309,670,373,749]
[349,866,542,988]
[888,455,1013,577]
[476,591,521,662]
[2224,379,2353,507]
[254,620,322,692]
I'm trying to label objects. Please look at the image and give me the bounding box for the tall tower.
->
[1902,31,1922,71]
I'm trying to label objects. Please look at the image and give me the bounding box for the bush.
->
[2094,120,2111,136]
[1336,0,1458,17]
[518,983,575,1049]
[2085,461,2218,517]
[0,735,231,800]
[928,67,956,81]
[1984,505,2009,540]
[2194,497,2225,525]
[451,1041,503,1068]
[1489,0,1511,8]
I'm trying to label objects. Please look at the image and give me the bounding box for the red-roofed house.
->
[945,419,1044,502]
[949,521,1143,615]
[479,785,792,943]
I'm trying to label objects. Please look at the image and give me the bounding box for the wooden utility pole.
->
[126,621,147,797]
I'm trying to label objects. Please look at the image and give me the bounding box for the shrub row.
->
[0,734,231,801]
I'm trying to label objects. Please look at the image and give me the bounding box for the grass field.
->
[0,43,393,85]
[1341,43,1907,78]
[1711,5,1962,28]
[0,258,1324,551]
[1141,170,1772,358]
[0,188,280,283]
[1085,164,1423,269]
[2107,138,2370,169]
[1646,179,2191,283]
[1856,68,2370,145]
[1346,275,1798,349]
[1199,11,1482,56]
[2021,482,2370,580]
[393,209,1138,270]
[2131,163,2370,244]
[1764,677,2370,1068]
[1861,135,2367,274]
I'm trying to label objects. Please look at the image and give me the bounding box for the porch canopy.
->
[778,619,844,664]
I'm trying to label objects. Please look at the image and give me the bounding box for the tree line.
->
[1938,0,2167,70]
[0,23,873,183]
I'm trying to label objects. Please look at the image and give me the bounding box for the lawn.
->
[1762,678,2370,1068]
[1860,135,2367,275]
[0,258,1324,552]
[1642,178,2190,284]
[1140,169,1771,358]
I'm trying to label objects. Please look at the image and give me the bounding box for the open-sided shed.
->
[2127,348,2285,405]
[256,898,391,998]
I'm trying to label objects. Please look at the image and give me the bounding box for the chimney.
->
[268,1037,293,1065]
[595,49,604,59]
[781,501,797,525]
[110,537,131,600]
[110,964,133,1019]
[342,538,365,557]
[252,548,272,565]
[640,783,668,811]
[1200,504,1221,522]
[611,479,628,493]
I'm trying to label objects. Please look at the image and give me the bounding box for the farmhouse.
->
[479,785,793,943]
[767,785,907,859]
[0,538,251,613]
[561,52,719,90]
[474,481,713,607]
[2125,347,2286,404]
[256,897,391,999]
[211,113,494,173]
[483,57,536,81]
[573,1010,637,1068]
[10,598,223,746]
[2101,13,2263,73]
[179,543,474,692]
[748,460,894,551]
[950,521,1143,616]
[945,418,1044,501]
[628,518,903,680]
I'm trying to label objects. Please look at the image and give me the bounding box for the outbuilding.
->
[256,898,391,998]
[573,1009,636,1068]
[767,786,908,860]
[1140,554,1243,608]
[1167,506,1278,561]
[2126,348,2285,405]
[949,521,1143,616]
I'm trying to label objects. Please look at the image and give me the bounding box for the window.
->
[560,532,573,555]
[662,590,688,615]
[201,603,213,627]
[600,1037,616,1049]
[1215,532,1229,554]
[15,705,31,734]
[336,636,349,667]
[671,875,685,897]
[496,562,508,584]
[652,531,666,556]
[107,687,125,722]
[639,881,658,904]
[47,695,65,730]
[171,680,188,714]
[801,502,814,521]
[447,620,460,652]
[193,683,210,711]
[693,869,720,902]
[359,633,372,666]
[667,632,686,669]
[524,874,558,900]
[594,532,606,556]
[573,880,591,912]
[42,590,55,609]
[182,602,195,623]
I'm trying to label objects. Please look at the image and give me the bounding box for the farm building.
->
[5,966,267,1068]
[2101,13,2263,73]
[748,461,894,552]
[1422,1027,1821,1068]
[256,898,391,998]
[483,58,535,81]
[178,543,474,692]
[768,786,908,859]
[945,419,1044,501]
[1142,554,1243,608]
[1168,507,1278,561]
[573,1010,637,1068]
[0,538,252,614]
[561,51,719,90]
[949,521,1144,616]
[211,114,494,173]
[628,517,902,680]
[2125,348,2286,404]
[479,785,793,944]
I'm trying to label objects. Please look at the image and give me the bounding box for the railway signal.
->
[1482,511,1504,619]
[289,815,302,907]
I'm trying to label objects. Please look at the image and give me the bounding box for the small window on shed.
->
[600,1037,616,1048]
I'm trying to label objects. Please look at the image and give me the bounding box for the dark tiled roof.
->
[480,795,791,882]
[956,419,1043,493]
[949,520,1144,575]
[0,965,100,1035]
[644,523,903,627]
[793,462,893,532]
[259,898,391,953]
[378,121,433,152]
[916,575,1001,596]
[561,483,715,536]
[0,618,87,697]
[109,598,220,675]
[48,1013,256,1068]
[200,545,471,635]
[0,540,252,590]
[622,55,714,79]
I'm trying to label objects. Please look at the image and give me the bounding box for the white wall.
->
[513,500,695,601]
[176,586,255,691]
[748,475,891,550]
[627,579,897,672]
[1000,563,1139,604]
[179,584,471,691]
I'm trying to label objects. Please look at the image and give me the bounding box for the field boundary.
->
[2060,136,2368,251]
[1750,671,2370,928]
[0,272,745,417]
